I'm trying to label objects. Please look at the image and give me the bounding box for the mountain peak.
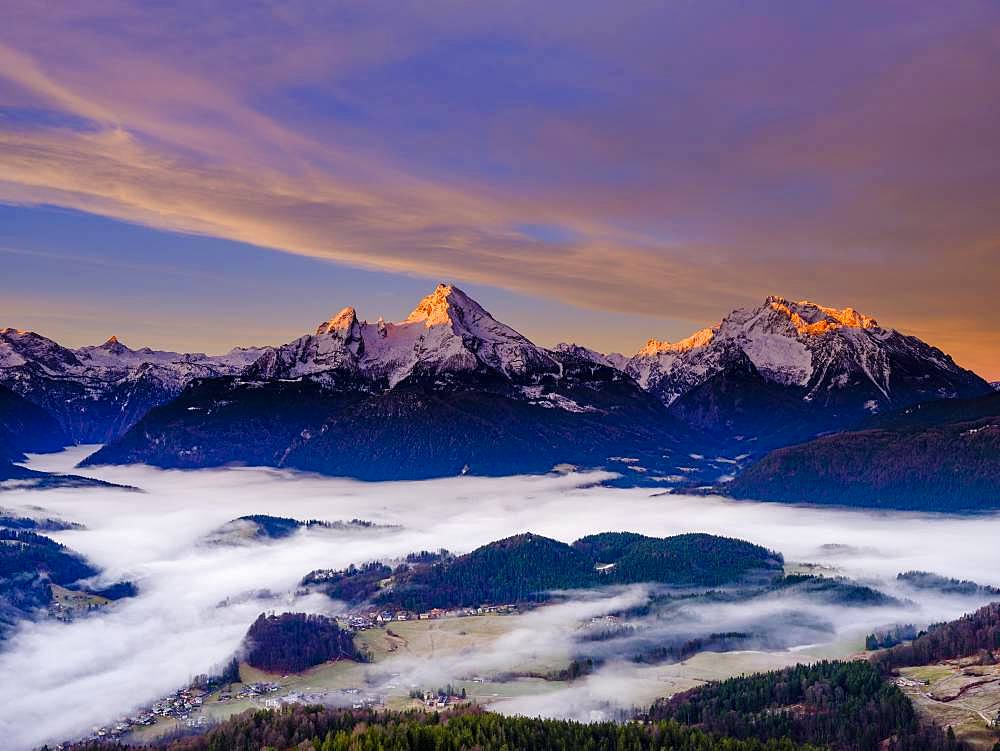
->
[99,335,131,354]
[405,283,481,327]
[636,327,716,357]
[315,307,359,336]
[762,296,879,334]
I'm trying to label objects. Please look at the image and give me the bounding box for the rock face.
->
[83,285,698,480]
[2,286,992,486]
[626,296,989,411]
[569,296,991,448]
[0,328,266,443]
[245,284,560,387]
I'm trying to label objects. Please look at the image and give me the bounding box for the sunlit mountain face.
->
[1,3,999,750]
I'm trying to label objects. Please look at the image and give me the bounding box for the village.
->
[346,602,519,631]
[59,603,524,748]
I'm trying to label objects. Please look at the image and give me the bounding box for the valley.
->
[1,448,999,748]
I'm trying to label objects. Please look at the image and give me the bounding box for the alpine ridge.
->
[244,283,560,387]
[569,295,990,447]
[82,283,695,480]
[1,284,992,491]
[0,327,267,442]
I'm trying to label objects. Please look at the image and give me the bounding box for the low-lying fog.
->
[3,446,1000,748]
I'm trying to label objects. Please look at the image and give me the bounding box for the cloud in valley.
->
[0,448,999,746]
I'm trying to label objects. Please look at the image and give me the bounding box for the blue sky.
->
[0,1,997,375]
[0,204,681,354]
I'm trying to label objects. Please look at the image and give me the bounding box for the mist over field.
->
[3,447,1000,747]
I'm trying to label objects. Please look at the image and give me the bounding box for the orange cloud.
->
[0,4,997,377]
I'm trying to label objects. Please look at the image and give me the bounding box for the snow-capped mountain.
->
[245,283,560,387]
[575,296,989,418]
[83,284,697,480]
[3,286,992,483]
[0,327,267,442]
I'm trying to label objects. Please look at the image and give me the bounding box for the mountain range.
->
[2,284,994,505]
[0,328,265,443]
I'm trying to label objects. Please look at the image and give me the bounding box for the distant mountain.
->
[724,391,1000,510]
[564,296,991,451]
[83,285,697,480]
[0,328,266,443]
[3,288,991,484]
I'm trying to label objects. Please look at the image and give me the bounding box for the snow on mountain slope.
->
[553,343,628,371]
[247,283,560,386]
[0,328,268,442]
[566,296,991,416]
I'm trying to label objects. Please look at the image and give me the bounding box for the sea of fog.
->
[3,446,1000,748]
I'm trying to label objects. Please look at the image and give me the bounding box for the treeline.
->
[302,562,393,603]
[871,602,1000,672]
[0,528,97,584]
[243,613,359,674]
[378,533,596,611]
[576,532,784,587]
[897,571,1000,597]
[66,705,820,751]
[649,660,957,751]
[236,515,382,539]
[724,393,1000,512]
[866,624,917,651]
[772,574,899,606]
[306,531,782,612]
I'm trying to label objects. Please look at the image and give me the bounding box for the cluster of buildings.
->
[263,687,384,711]
[416,689,468,709]
[348,603,518,630]
[217,680,282,702]
[71,680,286,746]
[47,589,107,623]
[72,686,209,744]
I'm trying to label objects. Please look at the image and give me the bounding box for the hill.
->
[242,613,360,673]
[306,532,783,612]
[724,392,1000,510]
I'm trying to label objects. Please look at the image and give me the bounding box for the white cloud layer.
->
[0,447,998,747]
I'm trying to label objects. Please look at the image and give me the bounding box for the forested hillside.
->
[649,660,956,750]
[69,705,818,751]
[725,393,1000,510]
[306,532,782,612]
[871,601,1000,672]
[243,613,360,673]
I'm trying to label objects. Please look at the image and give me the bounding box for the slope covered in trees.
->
[649,660,956,751]
[0,529,98,638]
[0,383,67,462]
[307,532,783,612]
[725,392,1000,510]
[871,601,1000,673]
[243,613,360,674]
[70,705,819,751]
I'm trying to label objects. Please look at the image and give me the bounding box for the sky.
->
[0,1,997,376]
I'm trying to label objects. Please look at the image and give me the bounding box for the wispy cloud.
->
[0,2,997,373]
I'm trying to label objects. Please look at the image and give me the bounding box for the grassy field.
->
[121,610,866,743]
[49,584,111,615]
[898,660,1000,749]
